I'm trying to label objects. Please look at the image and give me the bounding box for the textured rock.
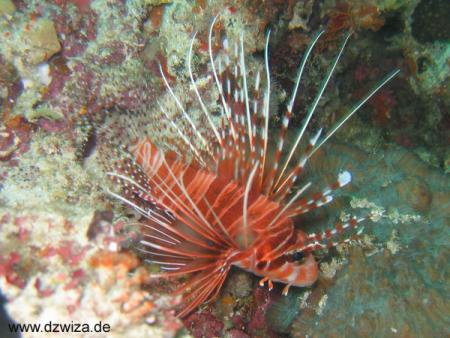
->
[23,19,61,65]
[0,0,15,16]
[412,0,450,43]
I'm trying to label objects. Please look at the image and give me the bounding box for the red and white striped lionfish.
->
[105,16,399,317]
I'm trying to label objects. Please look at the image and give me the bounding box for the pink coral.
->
[184,311,224,338]
[40,241,89,266]
[0,252,26,289]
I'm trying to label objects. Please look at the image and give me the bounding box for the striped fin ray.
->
[140,157,232,248]
[105,146,239,315]
[271,33,352,194]
[110,136,235,249]
[297,216,366,253]
[285,171,352,217]
[262,30,324,195]
[203,20,399,206]
[106,169,228,254]
[174,264,231,318]
[204,17,268,188]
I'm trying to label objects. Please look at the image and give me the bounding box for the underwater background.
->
[0,0,448,337]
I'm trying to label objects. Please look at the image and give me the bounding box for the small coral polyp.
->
[104,15,399,317]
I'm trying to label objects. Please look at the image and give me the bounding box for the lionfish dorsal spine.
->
[271,128,323,203]
[188,31,223,149]
[309,68,400,159]
[272,33,352,197]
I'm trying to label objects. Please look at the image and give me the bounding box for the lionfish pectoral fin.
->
[285,170,352,218]
[259,277,276,291]
[304,216,366,251]
[259,276,269,286]
[175,261,231,318]
[282,283,292,296]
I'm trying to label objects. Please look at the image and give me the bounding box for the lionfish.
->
[105,16,399,317]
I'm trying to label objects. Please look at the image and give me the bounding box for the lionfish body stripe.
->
[107,16,399,317]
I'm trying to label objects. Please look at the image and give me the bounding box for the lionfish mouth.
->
[104,14,399,317]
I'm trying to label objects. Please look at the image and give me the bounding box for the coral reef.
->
[0,0,448,337]
[0,131,186,337]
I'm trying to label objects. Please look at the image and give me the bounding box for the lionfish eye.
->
[292,251,305,262]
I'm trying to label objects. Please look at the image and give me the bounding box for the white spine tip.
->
[255,70,261,90]
[287,102,293,114]
[311,128,323,145]
[338,171,352,186]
